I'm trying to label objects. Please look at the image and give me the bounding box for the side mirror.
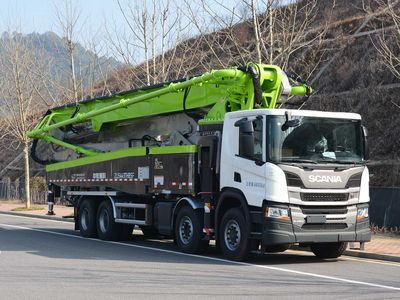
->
[234,118,254,158]
[281,111,300,131]
[362,125,369,160]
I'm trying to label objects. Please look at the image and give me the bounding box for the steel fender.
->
[358,167,370,204]
[174,197,203,212]
[107,195,118,218]
[172,197,204,229]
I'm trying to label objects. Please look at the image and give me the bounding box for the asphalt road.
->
[0,214,399,299]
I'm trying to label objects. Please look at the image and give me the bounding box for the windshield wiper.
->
[317,158,363,165]
[280,158,317,164]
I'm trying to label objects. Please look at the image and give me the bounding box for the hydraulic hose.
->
[30,138,58,165]
[239,64,263,106]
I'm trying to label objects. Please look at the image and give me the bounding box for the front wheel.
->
[219,208,250,261]
[311,242,347,258]
[175,206,208,254]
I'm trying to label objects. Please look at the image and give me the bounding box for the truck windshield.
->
[268,116,364,164]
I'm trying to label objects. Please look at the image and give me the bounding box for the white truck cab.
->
[217,109,370,259]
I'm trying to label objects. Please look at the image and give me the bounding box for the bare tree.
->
[373,0,400,79]
[106,0,330,92]
[182,0,244,64]
[0,33,51,208]
[255,0,332,73]
[114,0,151,85]
[184,0,331,79]
[55,0,82,103]
[106,0,189,88]
[54,1,116,100]
[251,0,263,63]
[85,37,113,98]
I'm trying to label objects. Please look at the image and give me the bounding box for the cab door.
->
[223,116,266,207]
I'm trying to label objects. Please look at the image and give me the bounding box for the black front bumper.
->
[261,218,371,246]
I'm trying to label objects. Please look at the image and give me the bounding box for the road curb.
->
[291,245,400,263]
[344,249,400,263]
[0,211,74,223]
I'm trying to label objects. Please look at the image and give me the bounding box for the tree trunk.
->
[23,141,31,209]
[251,0,262,63]
[69,41,78,102]
[268,0,273,64]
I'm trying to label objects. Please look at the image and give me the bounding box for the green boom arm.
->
[27,63,311,156]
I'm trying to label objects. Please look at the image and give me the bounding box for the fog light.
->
[266,207,290,221]
[357,207,369,221]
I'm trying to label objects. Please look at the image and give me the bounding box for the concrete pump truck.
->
[28,63,371,261]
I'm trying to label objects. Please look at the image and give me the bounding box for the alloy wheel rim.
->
[224,220,241,251]
[99,209,109,233]
[179,216,193,245]
[81,208,89,231]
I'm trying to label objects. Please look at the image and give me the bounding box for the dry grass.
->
[12,205,45,211]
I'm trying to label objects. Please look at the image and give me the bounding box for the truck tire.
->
[311,242,348,258]
[78,199,98,238]
[219,208,250,261]
[175,206,208,254]
[96,200,122,241]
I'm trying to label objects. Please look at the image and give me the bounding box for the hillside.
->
[0,31,120,93]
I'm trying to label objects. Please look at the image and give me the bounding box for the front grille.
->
[301,206,348,215]
[302,223,348,230]
[301,193,348,202]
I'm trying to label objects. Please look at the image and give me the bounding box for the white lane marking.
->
[0,223,400,291]
[0,213,72,224]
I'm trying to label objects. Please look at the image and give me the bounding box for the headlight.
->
[266,207,290,221]
[357,207,369,221]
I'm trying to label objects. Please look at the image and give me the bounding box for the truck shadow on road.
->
[0,226,341,266]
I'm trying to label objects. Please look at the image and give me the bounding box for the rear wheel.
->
[219,208,250,261]
[96,200,122,241]
[175,206,208,253]
[78,199,98,238]
[311,242,347,258]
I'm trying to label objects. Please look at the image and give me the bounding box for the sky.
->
[1,0,244,60]
[1,0,124,40]
[2,0,270,65]
[2,0,114,31]
[0,0,244,37]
